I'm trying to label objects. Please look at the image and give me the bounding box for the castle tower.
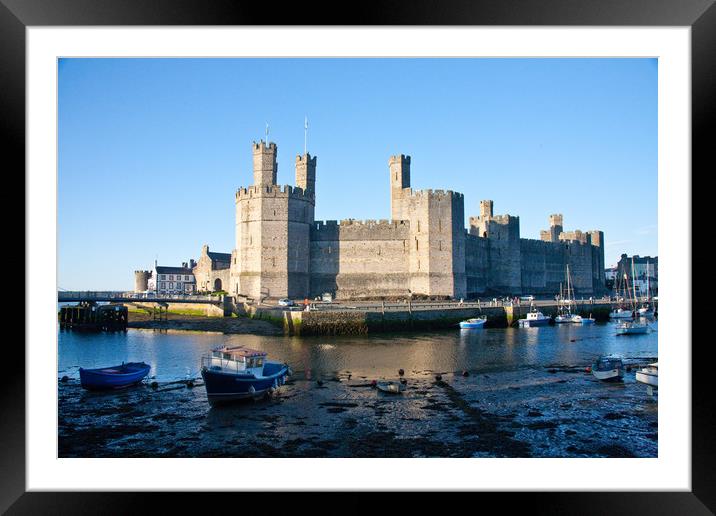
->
[480,200,494,220]
[295,153,316,194]
[549,213,563,242]
[134,270,151,292]
[389,154,411,221]
[233,141,314,300]
[253,140,278,186]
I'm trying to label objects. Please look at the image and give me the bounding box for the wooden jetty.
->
[58,303,128,331]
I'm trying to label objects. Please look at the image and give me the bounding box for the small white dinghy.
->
[635,362,658,395]
[376,380,406,394]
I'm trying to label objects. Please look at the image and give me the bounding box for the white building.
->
[147,261,196,294]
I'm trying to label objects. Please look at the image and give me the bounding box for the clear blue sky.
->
[58,58,657,290]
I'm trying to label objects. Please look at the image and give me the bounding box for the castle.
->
[210,140,605,301]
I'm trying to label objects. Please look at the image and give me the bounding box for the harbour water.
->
[58,321,658,458]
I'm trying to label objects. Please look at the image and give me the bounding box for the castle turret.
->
[480,200,494,220]
[134,270,151,292]
[389,154,411,220]
[295,153,316,194]
[253,140,277,186]
[549,213,563,242]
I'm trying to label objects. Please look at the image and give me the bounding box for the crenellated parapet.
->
[312,218,410,241]
[236,183,315,202]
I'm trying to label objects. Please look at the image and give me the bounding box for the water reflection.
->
[58,322,658,382]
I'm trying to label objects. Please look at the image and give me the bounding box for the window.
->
[185,275,190,281]
[169,275,174,281]
[159,274,165,280]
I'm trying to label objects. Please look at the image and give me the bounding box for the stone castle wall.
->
[224,140,605,301]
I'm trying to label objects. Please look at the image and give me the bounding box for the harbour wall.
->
[279,301,614,336]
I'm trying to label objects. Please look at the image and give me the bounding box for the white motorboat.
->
[635,362,658,395]
[518,309,551,327]
[591,355,624,382]
[616,320,649,335]
[609,308,634,319]
[573,314,595,324]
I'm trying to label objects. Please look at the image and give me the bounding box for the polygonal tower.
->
[232,140,315,300]
[389,154,411,221]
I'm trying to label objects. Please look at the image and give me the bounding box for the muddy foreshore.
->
[59,364,657,458]
[126,312,283,335]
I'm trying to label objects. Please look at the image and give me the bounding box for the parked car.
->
[520,295,535,301]
[278,298,294,307]
[321,292,333,303]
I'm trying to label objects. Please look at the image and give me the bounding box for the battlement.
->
[549,213,564,227]
[312,218,410,241]
[253,140,277,151]
[389,154,411,165]
[236,184,315,202]
[402,188,464,201]
[296,154,317,165]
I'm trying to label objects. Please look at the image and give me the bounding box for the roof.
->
[207,251,231,262]
[212,346,267,359]
[156,266,194,275]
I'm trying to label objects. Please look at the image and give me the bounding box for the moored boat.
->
[518,309,551,327]
[79,361,151,390]
[201,345,290,405]
[573,314,595,324]
[459,317,487,329]
[635,362,658,395]
[376,380,406,394]
[609,308,634,319]
[591,355,624,382]
[616,320,648,335]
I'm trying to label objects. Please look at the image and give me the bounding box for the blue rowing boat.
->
[79,361,151,390]
[201,346,290,405]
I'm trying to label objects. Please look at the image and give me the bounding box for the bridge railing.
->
[58,291,218,302]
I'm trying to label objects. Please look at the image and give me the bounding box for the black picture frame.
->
[4,0,709,512]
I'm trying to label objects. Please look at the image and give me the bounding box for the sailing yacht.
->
[555,265,579,323]
[610,267,635,319]
[616,258,648,335]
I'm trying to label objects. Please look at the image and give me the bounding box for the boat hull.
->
[201,361,289,405]
[616,325,648,335]
[519,318,550,327]
[609,310,634,319]
[459,320,486,329]
[635,370,658,388]
[79,362,150,390]
[591,368,624,382]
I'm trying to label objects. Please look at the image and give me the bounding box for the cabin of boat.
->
[202,346,268,376]
[591,355,624,382]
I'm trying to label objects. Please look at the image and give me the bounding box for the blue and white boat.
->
[79,361,150,390]
[459,317,487,329]
[518,309,551,327]
[200,345,290,405]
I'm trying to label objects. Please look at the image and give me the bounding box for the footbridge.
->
[58,291,223,305]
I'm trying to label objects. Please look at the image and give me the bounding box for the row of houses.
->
[134,245,231,295]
